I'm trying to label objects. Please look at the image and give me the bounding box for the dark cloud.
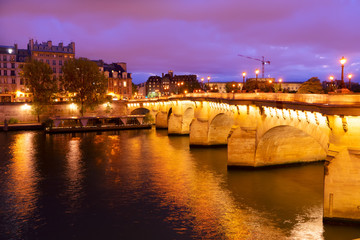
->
[1,0,359,83]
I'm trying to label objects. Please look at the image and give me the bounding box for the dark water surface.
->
[0,129,359,240]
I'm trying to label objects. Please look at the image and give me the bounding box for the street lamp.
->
[329,76,334,92]
[278,78,282,91]
[207,76,210,92]
[242,72,246,91]
[348,74,352,90]
[201,77,204,90]
[255,69,260,90]
[340,56,347,88]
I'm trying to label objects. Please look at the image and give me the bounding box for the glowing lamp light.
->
[16,91,24,97]
[279,78,282,83]
[8,48,13,54]
[255,69,260,75]
[269,80,272,84]
[329,76,334,81]
[207,76,210,81]
[348,74,352,79]
[340,56,347,65]
[69,103,77,110]
[242,72,246,77]
[21,104,31,111]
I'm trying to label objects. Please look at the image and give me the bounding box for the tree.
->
[297,77,324,94]
[132,83,138,98]
[245,80,274,92]
[61,58,107,116]
[21,59,57,122]
[226,82,241,93]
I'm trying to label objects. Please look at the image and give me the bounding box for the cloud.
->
[0,0,360,83]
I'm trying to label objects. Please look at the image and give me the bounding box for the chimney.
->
[162,73,164,78]
[47,41,52,48]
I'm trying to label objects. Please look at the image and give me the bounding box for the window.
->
[20,78,24,85]
[3,63,7,68]
[11,63,15,68]
[11,71,15,76]
[3,56,6,61]
[59,68,62,74]
[4,70,7,76]
[46,60,50,64]
[123,81,127,87]
[12,78,15,84]
[59,60,62,66]
[53,67,56,73]
[53,60,56,65]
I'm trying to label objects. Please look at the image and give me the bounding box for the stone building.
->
[27,39,75,83]
[94,60,132,100]
[146,70,199,97]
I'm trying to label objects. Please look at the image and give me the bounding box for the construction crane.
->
[237,54,270,78]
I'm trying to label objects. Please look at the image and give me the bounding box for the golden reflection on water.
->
[8,132,39,223]
[98,130,286,239]
[64,137,84,209]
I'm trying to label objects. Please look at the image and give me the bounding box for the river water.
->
[0,129,359,240]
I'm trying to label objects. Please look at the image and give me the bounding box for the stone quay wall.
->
[0,101,127,123]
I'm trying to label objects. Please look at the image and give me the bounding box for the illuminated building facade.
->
[28,39,75,84]
[94,60,132,100]
[146,70,198,97]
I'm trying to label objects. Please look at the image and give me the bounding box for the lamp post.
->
[348,74,352,90]
[255,69,260,90]
[207,76,210,92]
[278,78,282,92]
[329,76,334,92]
[201,77,204,91]
[242,72,246,91]
[340,56,347,89]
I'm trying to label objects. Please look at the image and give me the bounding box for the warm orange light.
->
[348,74,352,79]
[184,90,188,94]
[207,76,210,81]
[340,56,347,65]
[269,80,272,84]
[232,84,235,87]
[255,69,260,75]
[201,77,204,82]
[279,78,282,83]
[329,76,334,81]
[242,72,246,77]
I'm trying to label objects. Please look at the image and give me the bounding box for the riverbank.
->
[0,122,43,131]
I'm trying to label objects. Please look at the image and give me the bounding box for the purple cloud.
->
[1,0,359,83]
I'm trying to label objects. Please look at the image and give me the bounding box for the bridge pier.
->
[324,116,360,222]
[156,111,168,129]
[168,107,194,135]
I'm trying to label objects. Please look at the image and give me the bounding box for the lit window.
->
[123,81,127,87]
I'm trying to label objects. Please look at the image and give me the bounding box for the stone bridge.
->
[126,92,360,223]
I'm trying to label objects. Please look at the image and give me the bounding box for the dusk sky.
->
[1,0,360,84]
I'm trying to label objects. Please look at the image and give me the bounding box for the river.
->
[0,129,359,239]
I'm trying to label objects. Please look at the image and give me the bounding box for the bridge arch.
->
[254,125,327,166]
[130,107,150,115]
[208,113,234,145]
[168,106,194,134]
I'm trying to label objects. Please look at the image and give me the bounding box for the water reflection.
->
[0,130,360,239]
[5,132,39,237]
[64,137,84,211]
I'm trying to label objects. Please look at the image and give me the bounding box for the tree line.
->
[22,58,107,121]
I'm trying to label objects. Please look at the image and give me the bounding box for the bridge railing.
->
[168,93,360,105]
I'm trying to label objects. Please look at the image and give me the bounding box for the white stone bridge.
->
[126,92,360,223]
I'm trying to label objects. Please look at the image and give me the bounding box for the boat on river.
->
[45,115,151,133]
